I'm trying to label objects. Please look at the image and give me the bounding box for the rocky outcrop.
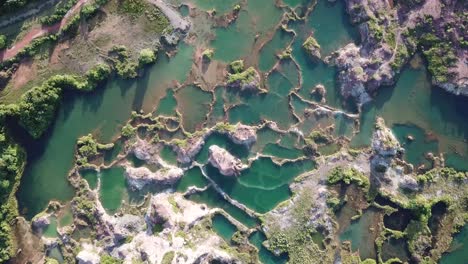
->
[226,67,262,92]
[32,214,50,231]
[228,124,257,146]
[145,193,209,229]
[311,84,327,103]
[333,0,468,107]
[302,36,321,61]
[83,192,238,264]
[131,138,159,164]
[148,0,191,46]
[124,166,183,190]
[371,117,401,157]
[370,117,419,193]
[76,244,100,264]
[110,214,146,241]
[173,136,205,164]
[208,145,246,176]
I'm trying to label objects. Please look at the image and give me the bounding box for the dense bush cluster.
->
[0,0,38,16]
[15,64,111,138]
[76,134,113,165]
[0,35,6,50]
[0,1,113,262]
[39,0,79,25]
[327,166,370,189]
[419,34,457,83]
[110,45,138,79]
[0,125,24,263]
[138,48,157,65]
[17,83,62,139]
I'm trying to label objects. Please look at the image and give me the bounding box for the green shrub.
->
[0,35,6,50]
[18,84,62,139]
[327,166,369,188]
[229,60,244,73]
[121,0,146,16]
[161,251,175,264]
[40,0,78,25]
[138,49,157,65]
[85,63,112,89]
[110,45,139,79]
[227,67,257,85]
[202,49,214,61]
[100,254,122,264]
[121,124,136,137]
[302,36,320,51]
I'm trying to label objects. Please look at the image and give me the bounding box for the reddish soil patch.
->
[10,59,37,90]
[0,0,88,62]
[49,41,70,65]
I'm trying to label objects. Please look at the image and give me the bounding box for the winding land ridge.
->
[0,0,89,61]
[0,0,466,263]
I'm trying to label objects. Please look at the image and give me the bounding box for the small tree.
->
[139,48,157,65]
[0,35,6,50]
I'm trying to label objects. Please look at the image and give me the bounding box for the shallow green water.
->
[258,28,294,72]
[249,231,287,264]
[195,132,250,163]
[160,145,178,165]
[440,226,468,264]
[262,143,304,159]
[175,166,209,192]
[18,44,194,219]
[211,0,283,62]
[58,206,73,227]
[192,0,239,14]
[207,158,314,213]
[228,72,296,129]
[14,1,468,262]
[176,85,212,132]
[207,87,226,126]
[79,169,98,190]
[187,186,258,228]
[154,89,177,117]
[103,139,124,165]
[392,124,438,167]
[212,213,237,241]
[99,167,129,214]
[307,0,358,56]
[43,216,59,238]
[339,208,379,260]
[47,246,64,263]
[287,0,358,110]
[351,66,468,171]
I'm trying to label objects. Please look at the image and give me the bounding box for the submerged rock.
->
[208,145,246,176]
[228,124,257,146]
[124,166,183,190]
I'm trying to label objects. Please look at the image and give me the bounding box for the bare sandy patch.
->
[10,59,37,90]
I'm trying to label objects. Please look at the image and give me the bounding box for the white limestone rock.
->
[208,145,246,176]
